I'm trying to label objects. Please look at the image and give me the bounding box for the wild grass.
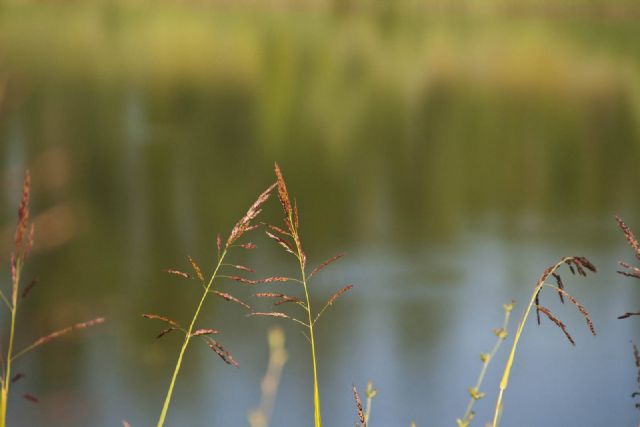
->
[615,216,640,319]
[0,171,104,427]
[249,163,353,427]
[457,301,513,427]
[147,182,277,427]
[491,256,597,427]
[613,216,640,420]
[632,343,640,415]
[352,381,377,427]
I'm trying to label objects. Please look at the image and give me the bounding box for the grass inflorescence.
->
[149,181,277,427]
[632,343,640,414]
[615,216,640,319]
[0,171,104,427]
[491,256,596,427]
[249,163,353,427]
[352,381,377,427]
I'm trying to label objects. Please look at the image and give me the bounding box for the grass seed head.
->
[537,305,575,346]
[352,384,366,426]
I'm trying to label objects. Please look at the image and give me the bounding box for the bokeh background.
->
[1,1,640,426]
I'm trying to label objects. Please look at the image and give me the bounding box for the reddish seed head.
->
[309,253,346,279]
[352,384,366,425]
[212,291,252,310]
[537,305,575,346]
[21,393,38,404]
[187,256,205,282]
[616,215,640,259]
[14,170,31,253]
[274,163,292,220]
[207,339,239,368]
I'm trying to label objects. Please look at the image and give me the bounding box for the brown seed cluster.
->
[21,278,38,299]
[31,317,106,348]
[152,182,279,374]
[537,306,575,346]
[2,171,105,411]
[255,164,352,329]
[142,314,180,328]
[164,269,191,280]
[534,257,596,346]
[14,171,31,254]
[212,291,251,311]
[207,340,239,368]
[188,256,205,282]
[633,343,640,410]
[616,216,640,259]
[308,253,346,279]
[191,329,219,337]
[615,217,640,319]
[226,183,276,249]
[352,384,367,427]
[249,312,292,320]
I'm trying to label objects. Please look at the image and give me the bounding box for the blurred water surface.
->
[1,2,640,426]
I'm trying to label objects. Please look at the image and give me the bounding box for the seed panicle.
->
[207,339,239,368]
[536,305,575,346]
[142,314,180,328]
[326,285,353,307]
[352,384,366,426]
[191,329,220,337]
[187,256,205,282]
[227,183,277,248]
[616,215,640,259]
[164,269,191,280]
[156,328,177,339]
[212,291,252,310]
[28,317,106,349]
[21,278,38,299]
[308,253,346,279]
[553,287,595,336]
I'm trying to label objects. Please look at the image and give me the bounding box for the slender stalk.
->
[364,381,377,425]
[290,221,322,427]
[365,393,373,424]
[156,249,227,427]
[1,258,21,427]
[491,259,567,427]
[458,302,512,427]
[301,266,322,427]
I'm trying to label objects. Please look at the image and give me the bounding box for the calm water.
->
[1,3,640,426]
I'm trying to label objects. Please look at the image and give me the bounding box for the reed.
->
[491,256,596,427]
[457,301,514,427]
[0,171,104,427]
[250,163,353,427]
[148,181,276,427]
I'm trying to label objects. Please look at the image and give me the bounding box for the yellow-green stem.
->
[156,249,227,427]
[291,215,322,427]
[491,259,566,427]
[1,258,22,427]
[301,269,322,427]
[460,305,511,426]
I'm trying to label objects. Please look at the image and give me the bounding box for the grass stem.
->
[156,249,227,427]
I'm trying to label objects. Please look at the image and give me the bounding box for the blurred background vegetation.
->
[1,1,639,426]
